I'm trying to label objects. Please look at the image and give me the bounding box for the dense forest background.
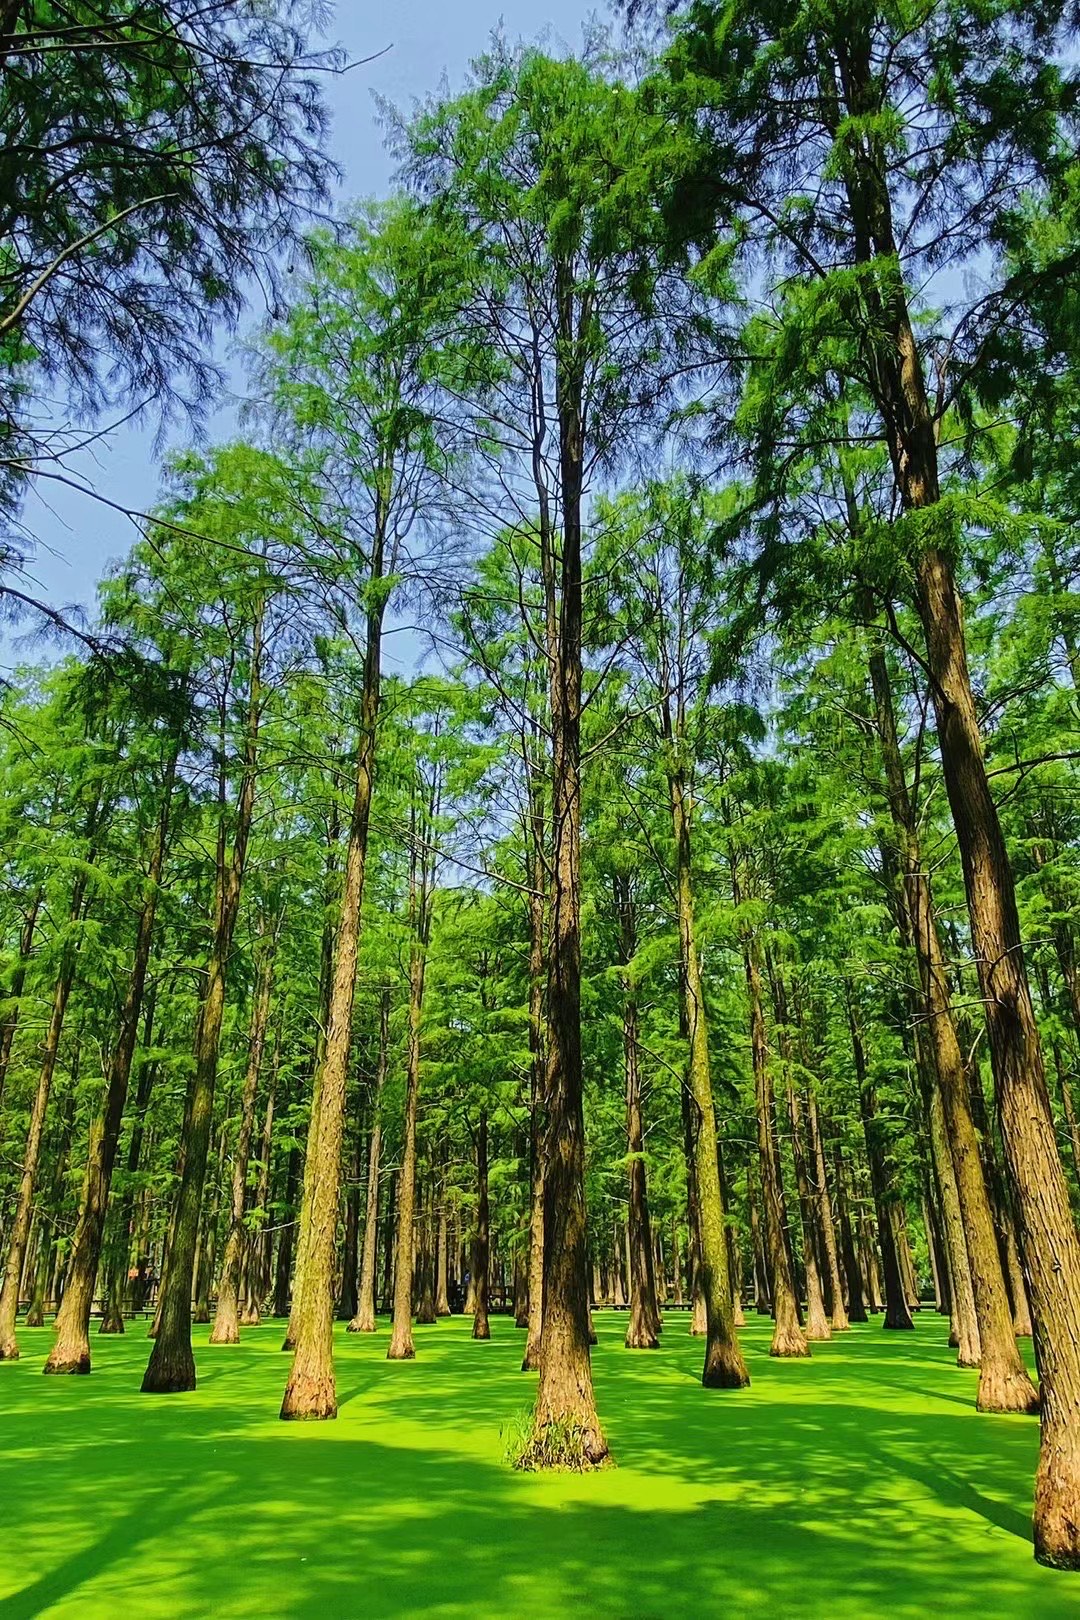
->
[2,0,1080,1573]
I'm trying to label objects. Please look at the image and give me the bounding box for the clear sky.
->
[13,1,594,659]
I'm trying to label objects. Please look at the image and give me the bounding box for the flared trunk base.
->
[975,1361,1040,1415]
[141,1343,196,1394]
[702,1339,751,1388]
[1034,1451,1080,1569]
[770,1323,811,1358]
[280,1372,337,1421]
[43,1335,91,1375]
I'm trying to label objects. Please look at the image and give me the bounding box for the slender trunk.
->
[387,903,428,1362]
[615,874,660,1349]
[527,281,607,1467]
[281,574,384,1420]
[0,864,91,1360]
[522,768,546,1371]
[272,1143,301,1318]
[842,117,1078,1554]
[805,1087,848,1331]
[924,1064,981,1365]
[744,936,807,1357]
[350,988,389,1333]
[435,1180,451,1317]
[847,994,913,1331]
[867,640,1035,1405]
[472,1112,491,1341]
[668,769,748,1385]
[832,1141,868,1323]
[143,611,262,1394]
[210,926,275,1346]
[46,750,179,1374]
[0,888,41,1118]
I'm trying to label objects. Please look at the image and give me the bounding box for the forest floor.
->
[0,1310,1073,1618]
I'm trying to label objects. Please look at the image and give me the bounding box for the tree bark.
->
[142,610,262,1394]
[0,860,92,1360]
[387,868,430,1363]
[744,937,807,1357]
[526,271,608,1466]
[805,1086,848,1331]
[349,987,389,1333]
[615,874,660,1349]
[280,554,385,1419]
[867,640,1035,1404]
[209,921,276,1345]
[472,1111,491,1340]
[46,743,179,1374]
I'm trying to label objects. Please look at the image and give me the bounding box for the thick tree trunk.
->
[522,754,546,1371]
[840,116,1079,1550]
[867,641,1035,1405]
[349,988,389,1333]
[143,613,262,1395]
[472,1112,491,1341]
[281,574,385,1419]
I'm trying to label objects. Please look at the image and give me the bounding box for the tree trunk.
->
[805,1087,848,1331]
[832,1141,868,1323]
[867,639,1035,1404]
[841,120,1078,1552]
[210,923,276,1346]
[281,568,385,1420]
[668,767,748,1386]
[472,1112,491,1341]
[387,914,428,1362]
[0,862,91,1360]
[350,988,389,1333]
[615,874,660,1350]
[526,288,607,1467]
[143,611,262,1395]
[744,937,807,1358]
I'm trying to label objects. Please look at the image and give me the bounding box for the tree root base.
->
[43,1350,91,1375]
[770,1320,811,1356]
[513,1417,610,1472]
[976,1367,1040,1415]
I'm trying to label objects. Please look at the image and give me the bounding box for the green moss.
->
[0,1312,1074,1617]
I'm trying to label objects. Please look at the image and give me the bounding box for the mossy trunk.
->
[669,766,748,1387]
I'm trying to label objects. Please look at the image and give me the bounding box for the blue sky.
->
[12,1,594,663]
